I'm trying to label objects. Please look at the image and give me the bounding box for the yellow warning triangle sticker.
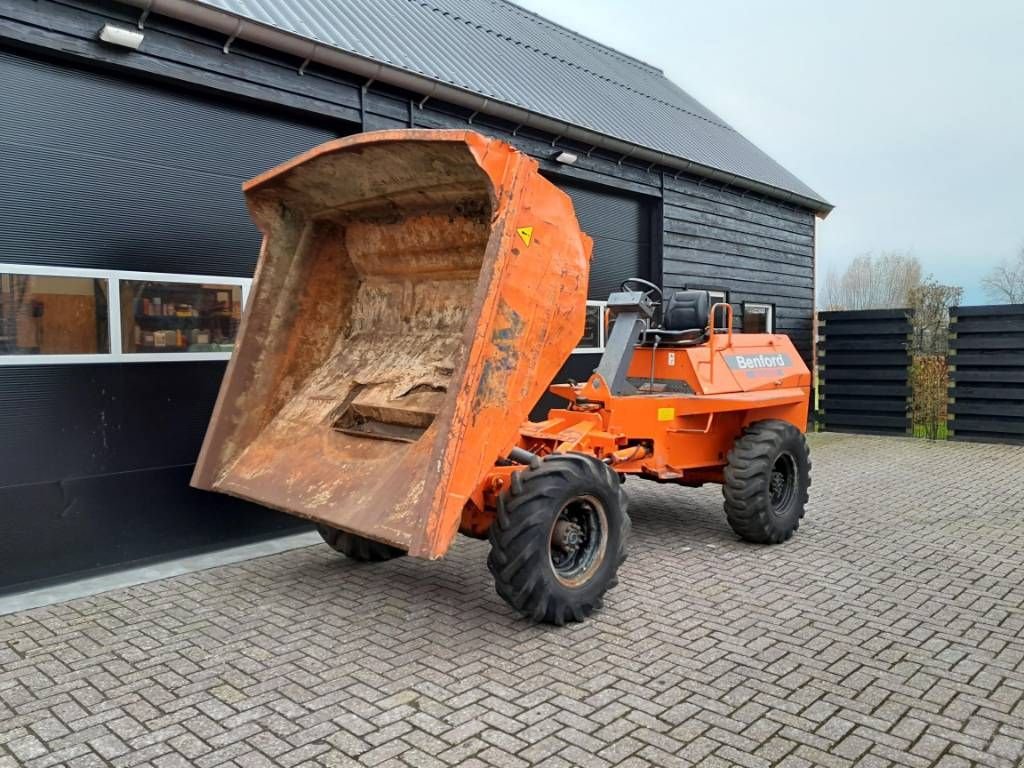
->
[516,226,534,247]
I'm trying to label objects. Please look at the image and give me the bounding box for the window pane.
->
[744,305,771,333]
[120,280,242,353]
[578,304,602,349]
[0,273,109,355]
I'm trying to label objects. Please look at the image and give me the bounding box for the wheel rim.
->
[549,495,608,588]
[769,452,797,515]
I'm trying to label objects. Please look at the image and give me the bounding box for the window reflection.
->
[120,280,242,353]
[743,304,772,333]
[579,304,602,350]
[0,273,109,355]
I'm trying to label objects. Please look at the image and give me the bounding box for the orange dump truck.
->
[194,130,812,625]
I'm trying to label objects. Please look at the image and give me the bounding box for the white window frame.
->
[743,302,774,333]
[0,263,251,365]
[707,290,729,329]
[572,300,606,354]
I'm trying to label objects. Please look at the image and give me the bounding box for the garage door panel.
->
[557,181,652,301]
[1,142,260,275]
[0,50,337,181]
[534,181,652,417]
[559,182,648,241]
[583,238,651,301]
[0,54,338,276]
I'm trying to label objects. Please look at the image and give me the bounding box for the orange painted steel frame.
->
[461,303,812,537]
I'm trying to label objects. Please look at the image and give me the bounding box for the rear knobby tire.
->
[487,453,630,625]
[316,524,406,562]
[723,420,811,544]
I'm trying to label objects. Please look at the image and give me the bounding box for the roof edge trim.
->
[121,0,833,215]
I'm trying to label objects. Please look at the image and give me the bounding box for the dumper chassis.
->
[194,130,812,626]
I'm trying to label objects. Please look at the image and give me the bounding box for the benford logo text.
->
[726,353,790,370]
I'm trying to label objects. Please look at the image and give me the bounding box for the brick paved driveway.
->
[2,433,1023,768]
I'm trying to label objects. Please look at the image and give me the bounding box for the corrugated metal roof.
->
[194,0,830,209]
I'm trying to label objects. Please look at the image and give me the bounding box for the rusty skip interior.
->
[201,140,498,547]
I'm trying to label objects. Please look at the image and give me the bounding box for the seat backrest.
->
[662,290,710,332]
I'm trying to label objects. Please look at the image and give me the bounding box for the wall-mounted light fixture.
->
[553,151,578,165]
[99,23,145,50]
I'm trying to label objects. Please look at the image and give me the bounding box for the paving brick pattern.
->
[2,433,1024,768]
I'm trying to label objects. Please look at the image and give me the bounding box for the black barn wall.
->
[663,178,817,362]
[0,0,819,590]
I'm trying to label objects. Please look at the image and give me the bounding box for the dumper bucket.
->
[192,130,591,559]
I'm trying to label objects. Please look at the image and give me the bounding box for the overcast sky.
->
[518,0,1023,303]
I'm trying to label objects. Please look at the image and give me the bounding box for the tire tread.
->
[487,453,629,625]
[317,525,405,562]
[722,420,811,544]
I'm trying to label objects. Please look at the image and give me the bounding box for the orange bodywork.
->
[192,130,591,559]
[193,130,811,559]
[463,314,811,536]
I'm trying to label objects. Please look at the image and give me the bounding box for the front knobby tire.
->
[316,524,406,562]
[723,420,811,544]
[487,453,630,625]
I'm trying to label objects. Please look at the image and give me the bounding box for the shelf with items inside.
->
[121,280,242,354]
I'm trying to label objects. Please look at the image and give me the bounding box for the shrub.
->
[911,355,949,440]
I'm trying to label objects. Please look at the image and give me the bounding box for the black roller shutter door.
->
[531,180,652,416]
[0,49,341,276]
[0,50,347,592]
[557,181,653,299]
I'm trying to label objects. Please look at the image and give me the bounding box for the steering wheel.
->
[620,278,663,304]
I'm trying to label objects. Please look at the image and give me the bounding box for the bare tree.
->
[908,278,963,355]
[820,251,922,311]
[907,278,962,440]
[981,246,1024,304]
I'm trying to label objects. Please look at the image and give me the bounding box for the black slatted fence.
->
[948,304,1024,445]
[818,309,913,435]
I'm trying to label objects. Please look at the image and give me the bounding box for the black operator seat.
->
[639,289,711,346]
